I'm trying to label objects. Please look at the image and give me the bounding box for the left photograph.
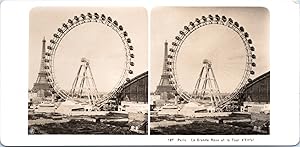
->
[28,7,148,135]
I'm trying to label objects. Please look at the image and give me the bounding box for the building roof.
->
[124,71,148,87]
[245,71,270,89]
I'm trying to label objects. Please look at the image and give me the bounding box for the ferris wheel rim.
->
[168,14,256,102]
[43,12,135,100]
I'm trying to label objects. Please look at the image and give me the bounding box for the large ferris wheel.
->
[167,14,257,109]
[43,12,135,101]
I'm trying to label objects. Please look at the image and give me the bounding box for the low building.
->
[55,100,92,115]
[241,102,270,114]
[119,101,148,114]
[128,112,147,134]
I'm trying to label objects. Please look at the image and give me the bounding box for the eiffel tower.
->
[70,58,100,105]
[155,41,176,95]
[192,59,221,106]
[31,37,52,97]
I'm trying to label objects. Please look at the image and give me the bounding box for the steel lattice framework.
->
[43,12,135,101]
[167,14,256,109]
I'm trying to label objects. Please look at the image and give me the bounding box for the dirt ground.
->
[150,120,267,135]
[28,112,144,135]
[29,119,140,134]
[150,113,270,135]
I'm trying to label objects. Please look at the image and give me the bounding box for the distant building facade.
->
[240,71,270,113]
[241,71,270,103]
[118,71,148,103]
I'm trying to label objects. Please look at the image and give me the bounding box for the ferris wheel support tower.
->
[70,58,100,105]
[192,59,222,107]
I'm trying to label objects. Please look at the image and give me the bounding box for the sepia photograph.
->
[28,7,148,135]
[0,0,299,146]
[150,7,270,135]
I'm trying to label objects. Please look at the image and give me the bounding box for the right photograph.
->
[150,7,270,135]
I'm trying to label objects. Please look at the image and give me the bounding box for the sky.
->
[29,7,148,92]
[29,7,270,94]
[151,7,270,93]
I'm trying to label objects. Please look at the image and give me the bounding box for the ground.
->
[28,112,145,135]
[29,119,138,134]
[150,113,269,135]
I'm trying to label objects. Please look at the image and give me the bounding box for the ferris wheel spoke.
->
[167,14,256,107]
[44,12,134,102]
